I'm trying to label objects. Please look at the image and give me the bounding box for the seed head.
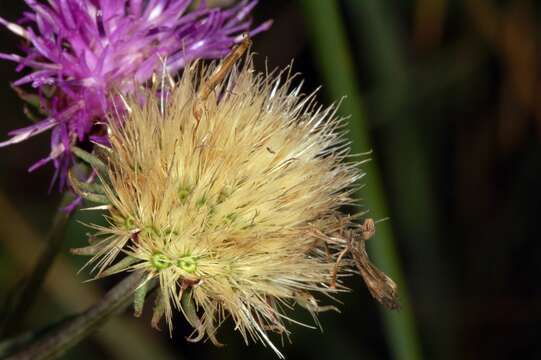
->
[74,56,397,357]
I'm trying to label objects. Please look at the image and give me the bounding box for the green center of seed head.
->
[178,184,191,202]
[177,256,197,273]
[151,252,170,270]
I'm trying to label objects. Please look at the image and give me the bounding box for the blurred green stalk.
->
[299,2,422,360]
[347,1,457,358]
[4,271,153,360]
[0,194,70,337]
[0,192,176,360]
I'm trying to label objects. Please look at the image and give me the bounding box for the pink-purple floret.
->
[0,0,270,191]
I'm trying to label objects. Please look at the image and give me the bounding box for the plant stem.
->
[299,2,423,359]
[0,191,176,360]
[345,1,458,358]
[5,271,152,360]
[0,195,71,337]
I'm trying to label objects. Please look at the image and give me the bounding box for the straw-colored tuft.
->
[73,56,396,357]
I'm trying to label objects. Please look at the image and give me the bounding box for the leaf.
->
[11,85,47,115]
[133,281,149,318]
[68,170,109,205]
[98,256,139,278]
[71,146,108,176]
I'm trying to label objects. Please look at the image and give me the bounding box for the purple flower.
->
[0,0,270,190]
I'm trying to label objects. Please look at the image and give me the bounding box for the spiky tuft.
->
[74,56,396,357]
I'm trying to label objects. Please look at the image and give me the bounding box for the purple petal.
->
[0,16,28,38]
[0,118,56,147]
[0,0,270,192]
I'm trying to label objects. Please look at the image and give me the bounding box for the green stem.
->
[4,271,153,360]
[0,191,176,360]
[0,195,71,337]
[299,2,423,359]
[347,1,461,358]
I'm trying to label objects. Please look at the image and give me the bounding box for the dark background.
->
[1,1,540,359]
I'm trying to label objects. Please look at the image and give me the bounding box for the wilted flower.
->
[72,54,398,357]
[0,0,270,189]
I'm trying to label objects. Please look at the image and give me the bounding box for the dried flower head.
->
[72,51,398,357]
[0,0,270,189]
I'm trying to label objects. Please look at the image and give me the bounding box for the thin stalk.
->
[0,191,176,360]
[5,271,153,360]
[346,1,458,358]
[0,194,71,337]
[299,2,423,360]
